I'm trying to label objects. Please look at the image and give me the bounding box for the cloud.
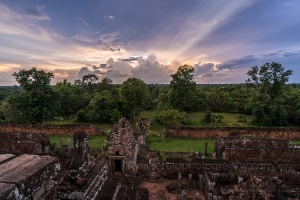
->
[216,55,257,70]
[71,34,95,43]
[78,66,110,78]
[20,6,50,21]
[194,62,216,77]
[196,50,300,83]
[130,54,174,83]
[78,17,88,25]
[98,32,119,45]
[105,16,115,19]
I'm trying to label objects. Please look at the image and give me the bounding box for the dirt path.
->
[139,179,206,200]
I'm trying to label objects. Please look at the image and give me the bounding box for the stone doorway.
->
[115,160,122,171]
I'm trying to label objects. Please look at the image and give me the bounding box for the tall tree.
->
[169,64,197,112]
[246,62,293,99]
[246,62,293,126]
[82,74,99,93]
[12,67,58,124]
[120,77,148,121]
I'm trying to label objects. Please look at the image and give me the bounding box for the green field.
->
[46,110,299,158]
[147,136,215,153]
[48,135,107,149]
[45,120,114,134]
[291,140,300,145]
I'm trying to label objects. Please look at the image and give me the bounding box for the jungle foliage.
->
[0,62,299,127]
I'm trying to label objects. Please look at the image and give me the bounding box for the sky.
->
[0,0,299,85]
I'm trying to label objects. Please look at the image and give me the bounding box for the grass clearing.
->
[290,140,300,145]
[45,120,113,134]
[48,135,107,149]
[147,136,216,154]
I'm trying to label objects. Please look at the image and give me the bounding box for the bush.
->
[236,114,247,123]
[110,109,122,124]
[214,114,224,122]
[202,110,214,123]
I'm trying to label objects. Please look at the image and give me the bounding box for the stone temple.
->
[1,118,300,199]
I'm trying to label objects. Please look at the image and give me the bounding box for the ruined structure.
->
[107,118,145,175]
[46,131,108,200]
[0,154,59,200]
[0,124,103,136]
[136,118,151,131]
[0,132,50,154]
[215,137,300,162]
[169,126,300,140]
[1,119,299,199]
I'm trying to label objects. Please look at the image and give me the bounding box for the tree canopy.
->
[169,64,198,112]
[120,77,148,120]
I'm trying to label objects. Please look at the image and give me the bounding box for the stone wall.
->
[0,124,103,136]
[168,127,300,140]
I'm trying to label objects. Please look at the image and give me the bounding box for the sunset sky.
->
[0,0,299,85]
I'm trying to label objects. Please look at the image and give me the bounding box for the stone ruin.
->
[215,137,300,162]
[136,118,151,131]
[107,118,145,175]
[51,131,108,200]
[1,119,300,199]
[0,132,50,154]
[0,154,59,200]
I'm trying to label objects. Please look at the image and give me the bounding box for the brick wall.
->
[168,127,300,140]
[0,124,103,136]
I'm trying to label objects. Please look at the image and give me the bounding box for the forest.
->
[0,62,299,128]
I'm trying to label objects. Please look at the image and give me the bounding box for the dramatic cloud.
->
[0,1,300,85]
[20,6,50,21]
[98,32,119,45]
[78,66,110,78]
[71,34,95,43]
[194,62,216,78]
[130,54,174,83]
[216,55,257,71]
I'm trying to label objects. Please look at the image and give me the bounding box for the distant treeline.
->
[0,62,299,127]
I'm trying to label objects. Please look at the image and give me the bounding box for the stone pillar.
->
[36,144,41,154]
[208,192,212,200]
[205,142,208,156]
[195,191,200,200]
[181,190,187,200]
[121,159,125,175]
[60,138,63,149]
[222,152,226,160]
[212,152,216,159]
[67,139,71,151]
[178,172,182,188]
[45,146,49,154]
[108,159,112,173]
[199,175,203,189]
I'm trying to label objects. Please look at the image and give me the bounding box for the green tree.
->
[155,109,187,135]
[246,62,293,99]
[96,77,113,93]
[169,64,197,112]
[246,62,293,126]
[12,67,58,124]
[120,78,148,121]
[85,91,117,122]
[82,74,99,93]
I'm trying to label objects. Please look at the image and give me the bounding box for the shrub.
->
[236,114,247,123]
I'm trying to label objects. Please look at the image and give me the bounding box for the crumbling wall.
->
[0,124,103,136]
[168,126,300,140]
[0,132,50,154]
